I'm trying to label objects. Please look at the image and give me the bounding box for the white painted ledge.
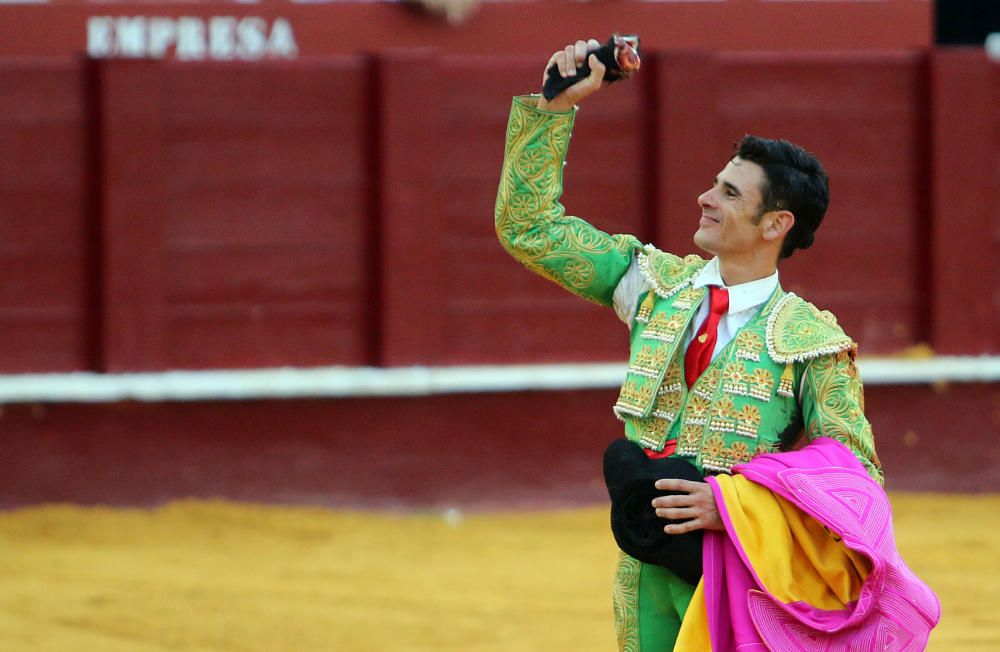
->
[0,356,996,403]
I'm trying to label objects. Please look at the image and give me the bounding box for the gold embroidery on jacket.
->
[735,405,762,439]
[635,291,656,324]
[691,368,720,400]
[685,394,711,427]
[637,417,670,450]
[735,330,764,362]
[658,364,684,396]
[729,441,753,463]
[641,312,686,344]
[615,379,655,416]
[709,397,738,434]
[721,362,746,397]
[612,552,640,652]
[777,363,795,398]
[803,351,883,485]
[677,425,702,457]
[629,345,670,378]
[496,100,643,305]
[747,368,775,402]
[671,287,703,311]
[652,390,683,422]
[700,435,730,472]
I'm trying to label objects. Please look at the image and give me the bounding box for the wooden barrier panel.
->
[379,53,651,365]
[654,51,930,354]
[0,1,932,59]
[98,59,375,370]
[929,50,999,354]
[0,380,992,508]
[0,59,97,372]
[0,51,996,372]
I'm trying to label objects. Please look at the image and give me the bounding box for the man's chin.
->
[692,230,717,255]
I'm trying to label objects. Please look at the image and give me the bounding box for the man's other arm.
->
[800,351,884,485]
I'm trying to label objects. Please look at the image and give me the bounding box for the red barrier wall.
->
[929,50,1000,354]
[0,50,997,372]
[0,381,993,509]
[0,1,931,59]
[0,59,97,372]
[655,52,932,352]
[380,53,651,365]
[99,59,376,370]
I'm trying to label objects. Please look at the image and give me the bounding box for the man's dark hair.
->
[734,135,830,260]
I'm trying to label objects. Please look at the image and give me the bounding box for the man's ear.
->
[761,210,795,244]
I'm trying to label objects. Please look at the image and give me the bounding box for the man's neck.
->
[717,254,778,287]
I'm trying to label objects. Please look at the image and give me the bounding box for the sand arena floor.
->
[1,493,997,651]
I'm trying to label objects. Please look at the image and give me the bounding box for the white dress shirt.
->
[613,256,779,363]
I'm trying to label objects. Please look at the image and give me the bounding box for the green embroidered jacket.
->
[495,95,882,484]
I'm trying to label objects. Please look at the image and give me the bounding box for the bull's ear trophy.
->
[542,34,641,101]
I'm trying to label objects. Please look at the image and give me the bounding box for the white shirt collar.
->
[692,257,779,314]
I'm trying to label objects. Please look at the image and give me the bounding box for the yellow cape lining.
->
[675,475,871,650]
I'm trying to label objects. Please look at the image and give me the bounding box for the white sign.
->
[87,16,299,60]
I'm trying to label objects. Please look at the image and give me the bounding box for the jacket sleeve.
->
[800,351,884,486]
[495,95,643,307]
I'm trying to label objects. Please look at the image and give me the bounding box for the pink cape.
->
[703,438,941,651]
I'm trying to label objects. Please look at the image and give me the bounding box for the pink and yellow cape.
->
[676,437,940,651]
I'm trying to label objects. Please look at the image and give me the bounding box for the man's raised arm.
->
[494,40,643,307]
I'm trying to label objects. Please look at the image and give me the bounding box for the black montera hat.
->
[603,438,705,585]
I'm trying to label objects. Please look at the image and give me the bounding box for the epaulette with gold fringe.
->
[766,293,856,364]
[636,246,707,300]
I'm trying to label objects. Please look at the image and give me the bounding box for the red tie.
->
[684,286,729,389]
[645,286,729,460]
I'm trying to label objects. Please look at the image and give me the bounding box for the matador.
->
[494,40,896,651]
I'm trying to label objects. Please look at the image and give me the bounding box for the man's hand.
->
[651,478,725,534]
[537,39,606,113]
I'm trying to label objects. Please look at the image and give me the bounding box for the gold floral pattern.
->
[678,424,703,457]
[692,368,720,400]
[702,434,727,459]
[721,362,746,397]
[653,390,683,422]
[685,394,711,426]
[735,405,761,439]
[612,552,641,652]
[709,397,738,434]
[629,345,670,378]
[658,364,684,395]
[735,330,764,362]
[642,311,686,344]
[754,440,781,457]
[767,293,855,363]
[496,97,642,306]
[672,287,704,311]
[748,368,775,401]
[638,249,707,301]
[615,378,655,417]
[636,416,670,449]
[802,351,884,485]
[729,441,752,463]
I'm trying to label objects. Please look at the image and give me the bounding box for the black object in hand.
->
[542,34,641,101]
[603,438,705,586]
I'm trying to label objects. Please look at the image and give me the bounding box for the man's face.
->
[692,157,768,257]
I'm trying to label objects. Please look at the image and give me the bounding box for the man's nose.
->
[698,189,716,208]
